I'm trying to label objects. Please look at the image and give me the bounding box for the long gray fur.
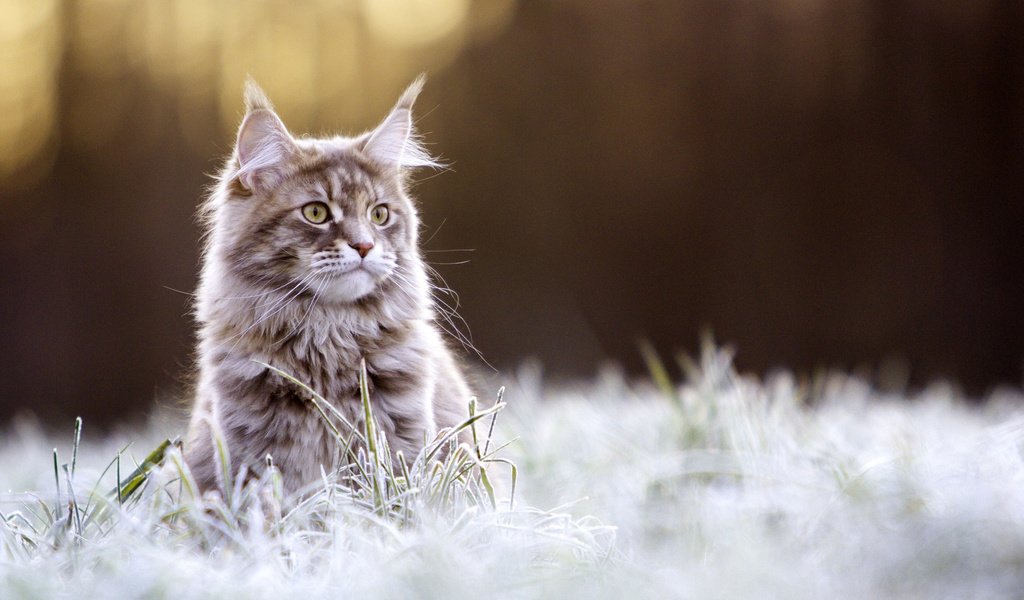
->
[185,77,473,495]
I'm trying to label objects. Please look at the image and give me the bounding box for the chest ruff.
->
[188,315,438,493]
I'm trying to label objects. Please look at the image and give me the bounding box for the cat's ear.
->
[234,80,296,192]
[361,74,440,170]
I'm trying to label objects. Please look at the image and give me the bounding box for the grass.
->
[2,346,1024,598]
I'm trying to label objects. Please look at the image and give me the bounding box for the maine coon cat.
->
[185,76,474,495]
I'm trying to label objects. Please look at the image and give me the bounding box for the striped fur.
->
[185,78,473,495]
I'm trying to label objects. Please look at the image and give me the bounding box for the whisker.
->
[163,275,308,301]
[272,272,331,349]
[252,274,319,307]
[163,285,197,298]
[409,165,453,185]
[389,271,476,353]
[401,248,477,254]
[181,272,314,303]
[390,266,492,369]
[227,271,319,349]
[422,262,462,308]
[422,217,447,246]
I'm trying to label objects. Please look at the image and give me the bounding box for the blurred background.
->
[0,0,1022,425]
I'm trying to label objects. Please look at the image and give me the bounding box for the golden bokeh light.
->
[70,0,134,76]
[0,0,60,182]
[464,0,517,44]
[0,0,518,186]
[363,0,470,48]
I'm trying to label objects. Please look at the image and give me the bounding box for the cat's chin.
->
[317,269,380,304]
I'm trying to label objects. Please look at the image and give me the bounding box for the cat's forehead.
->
[289,147,388,202]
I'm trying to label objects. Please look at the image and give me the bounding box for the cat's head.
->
[207,76,439,306]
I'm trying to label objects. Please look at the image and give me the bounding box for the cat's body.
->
[185,77,473,495]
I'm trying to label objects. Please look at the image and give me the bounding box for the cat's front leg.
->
[184,409,220,493]
[360,387,437,465]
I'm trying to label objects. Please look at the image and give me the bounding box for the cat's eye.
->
[301,202,330,224]
[369,204,390,226]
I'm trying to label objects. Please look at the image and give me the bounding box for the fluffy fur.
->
[185,76,473,495]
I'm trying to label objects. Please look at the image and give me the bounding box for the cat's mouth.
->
[313,264,386,304]
[322,263,373,278]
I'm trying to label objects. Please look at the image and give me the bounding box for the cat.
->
[184,76,474,496]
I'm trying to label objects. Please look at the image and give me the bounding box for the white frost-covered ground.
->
[2,348,1023,599]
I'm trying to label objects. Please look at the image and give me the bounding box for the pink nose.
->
[349,241,374,258]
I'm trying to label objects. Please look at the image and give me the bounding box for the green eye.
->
[301,202,330,224]
[370,204,390,225]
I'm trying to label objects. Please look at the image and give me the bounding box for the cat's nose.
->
[349,241,374,258]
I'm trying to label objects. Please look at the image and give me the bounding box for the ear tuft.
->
[244,77,274,113]
[235,80,294,192]
[361,74,441,170]
[394,73,426,112]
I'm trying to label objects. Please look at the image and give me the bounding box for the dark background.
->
[0,0,1022,425]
